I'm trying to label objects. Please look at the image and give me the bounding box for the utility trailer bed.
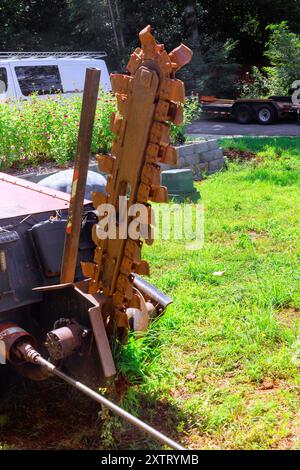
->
[200,96,299,125]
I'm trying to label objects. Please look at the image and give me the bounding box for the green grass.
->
[219,136,300,155]
[115,138,300,449]
[1,136,299,450]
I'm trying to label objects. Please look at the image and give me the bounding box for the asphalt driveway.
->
[187,115,300,137]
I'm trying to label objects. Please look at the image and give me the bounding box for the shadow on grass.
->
[0,368,188,450]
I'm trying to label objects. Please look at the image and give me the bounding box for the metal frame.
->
[0,51,107,60]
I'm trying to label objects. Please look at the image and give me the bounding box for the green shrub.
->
[0,87,199,169]
[170,95,201,144]
[240,22,300,98]
[0,88,116,169]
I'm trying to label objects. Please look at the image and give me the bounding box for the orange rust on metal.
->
[88,25,192,330]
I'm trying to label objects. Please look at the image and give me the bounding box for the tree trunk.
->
[107,0,120,52]
[184,0,200,45]
[114,0,125,49]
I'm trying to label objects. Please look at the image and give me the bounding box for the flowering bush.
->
[0,88,199,170]
[0,88,116,169]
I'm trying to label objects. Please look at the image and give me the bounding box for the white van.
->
[0,52,111,102]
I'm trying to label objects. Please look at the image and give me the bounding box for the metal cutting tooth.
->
[110,74,132,94]
[169,44,193,72]
[145,143,160,163]
[110,113,123,134]
[134,260,150,276]
[150,122,170,146]
[160,78,185,103]
[120,256,133,276]
[137,183,151,203]
[168,102,184,125]
[126,48,143,74]
[150,185,168,203]
[141,163,160,186]
[81,261,95,278]
[158,145,178,165]
[116,93,128,116]
[92,191,107,209]
[97,154,115,174]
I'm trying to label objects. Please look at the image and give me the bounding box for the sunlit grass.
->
[116,140,300,449]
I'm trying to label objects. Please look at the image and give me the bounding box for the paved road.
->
[187,116,300,137]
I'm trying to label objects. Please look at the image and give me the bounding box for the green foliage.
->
[241,22,300,98]
[238,66,270,98]
[0,89,116,169]
[0,90,200,168]
[170,95,201,144]
[181,35,239,97]
[264,21,300,95]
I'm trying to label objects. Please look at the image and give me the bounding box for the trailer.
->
[200,95,299,125]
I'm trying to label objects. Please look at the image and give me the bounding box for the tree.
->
[264,22,300,95]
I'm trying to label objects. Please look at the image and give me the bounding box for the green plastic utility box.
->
[161,169,200,202]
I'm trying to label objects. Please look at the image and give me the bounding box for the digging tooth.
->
[158,145,178,165]
[81,261,95,278]
[168,102,184,125]
[110,113,123,134]
[97,154,115,174]
[150,185,169,203]
[110,74,132,95]
[160,78,186,103]
[150,122,170,147]
[141,163,161,186]
[169,44,193,72]
[126,48,143,74]
[134,260,150,276]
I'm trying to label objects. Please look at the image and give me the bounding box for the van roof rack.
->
[0,51,107,60]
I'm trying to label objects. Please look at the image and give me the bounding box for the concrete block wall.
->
[16,140,224,184]
[175,139,225,180]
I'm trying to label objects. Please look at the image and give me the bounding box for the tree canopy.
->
[1,0,299,95]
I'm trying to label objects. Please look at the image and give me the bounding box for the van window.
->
[15,65,63,96]
[0,68,8,94]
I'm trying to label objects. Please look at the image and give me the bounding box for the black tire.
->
[235,104,253,124]
[256,105,277,125]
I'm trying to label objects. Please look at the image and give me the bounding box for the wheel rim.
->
[238,110,249,122]
[259,108,271,122]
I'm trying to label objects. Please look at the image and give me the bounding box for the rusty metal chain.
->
[82,26,192,330]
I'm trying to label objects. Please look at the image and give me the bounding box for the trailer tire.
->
[256,105,277,125]
[235,104,253,124]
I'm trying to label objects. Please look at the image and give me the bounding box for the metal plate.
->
[0,172,90,220]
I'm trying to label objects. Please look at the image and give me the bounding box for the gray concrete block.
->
[208,159,225,173]
[207,139,219,150]
[198,150,217,162]
[185,153,198,165]
[194,141,209,153]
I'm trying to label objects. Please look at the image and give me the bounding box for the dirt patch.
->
[247,229,268,240]
[2,155,98,178]
[225,149,257,162]
[0,376,103,450]
[277,307,300,328]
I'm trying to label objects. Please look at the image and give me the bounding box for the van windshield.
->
[15,65,63,96]
[0,68,8,94]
